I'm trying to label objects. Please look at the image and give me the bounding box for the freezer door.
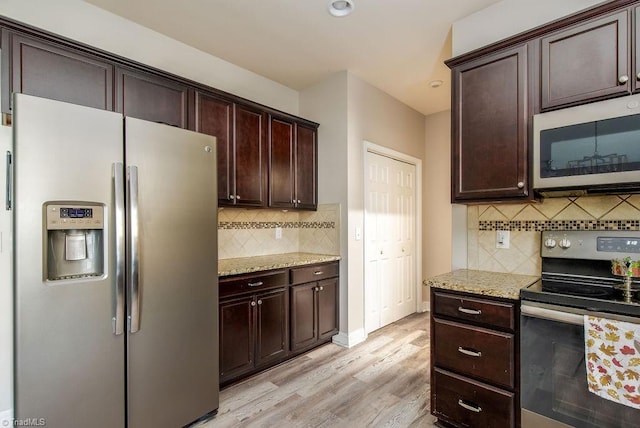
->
[13,94,125,428]
[125,117,218,428]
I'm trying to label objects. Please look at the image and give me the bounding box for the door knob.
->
[619,75,629,84]
[517,181,524,189]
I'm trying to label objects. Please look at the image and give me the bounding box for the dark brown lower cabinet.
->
[219,271,288,386]
[431,288,520,428]
[220,261,339,386]
[290,272,339,353]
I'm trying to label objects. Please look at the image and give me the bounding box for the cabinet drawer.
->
[433,291,515,331]
[290,262,339,284]
[433,368,515,428]
[220,270,287,298]
[433,318,514,389]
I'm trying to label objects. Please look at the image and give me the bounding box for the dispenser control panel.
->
[46,203,104,230]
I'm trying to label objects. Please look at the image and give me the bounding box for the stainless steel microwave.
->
[533,94,640,196]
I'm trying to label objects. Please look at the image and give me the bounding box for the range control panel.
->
[46,203,104,230]
[542,230,640,260]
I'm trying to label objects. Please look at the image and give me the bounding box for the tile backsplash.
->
[218,203,340,259]
[467,195,640,276]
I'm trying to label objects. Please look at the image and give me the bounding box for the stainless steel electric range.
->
[520,230,640,428]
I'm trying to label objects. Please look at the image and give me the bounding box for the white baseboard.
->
[0,408,13,425]
[421,301,430,312]
[332,328,366,348]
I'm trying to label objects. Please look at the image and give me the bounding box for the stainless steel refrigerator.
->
[11,94,219,428]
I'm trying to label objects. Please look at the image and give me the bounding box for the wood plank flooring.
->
[199,311,436,427]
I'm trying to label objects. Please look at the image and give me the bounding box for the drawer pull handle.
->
[457,347,482,358]
[458,399,482,413]
[314,271,324,275]
[248,281,264,287]
[458,306,481,315]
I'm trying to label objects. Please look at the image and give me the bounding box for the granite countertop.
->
[423,269,539,300]
[219,252,341,277]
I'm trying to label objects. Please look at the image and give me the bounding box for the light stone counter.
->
[423,269,539,300]
[219,252,341,277]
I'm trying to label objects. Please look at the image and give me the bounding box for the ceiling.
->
[83,0,500,116]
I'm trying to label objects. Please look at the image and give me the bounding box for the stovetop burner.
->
[520,230,640,317]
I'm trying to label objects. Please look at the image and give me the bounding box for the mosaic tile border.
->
[219,221,336,230]
[479,220,640,232]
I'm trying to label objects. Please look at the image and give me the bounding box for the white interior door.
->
[365,150,417,333]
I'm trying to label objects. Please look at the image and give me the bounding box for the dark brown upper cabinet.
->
[540,10,630,110]
[451,44,531,202]
[268,115,318,210]
[1,29,114,113]
[192,90,267,207]
[115,66,188,128]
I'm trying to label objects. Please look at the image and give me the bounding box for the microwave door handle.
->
[112,163,125,336]
[127,166,141,333]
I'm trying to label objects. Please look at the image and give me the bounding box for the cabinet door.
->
[290,282,317,352]
[268,116,295,208]
[115,67,188,128]
[255,288,288,367]
[219,295,254,383]
[452,44,529,201]
[233,104,267,207]
[295,123,318,210]
[541,10,629,110]
[191,91,233,206]
[2,29,114,113]
[317,277,338,341]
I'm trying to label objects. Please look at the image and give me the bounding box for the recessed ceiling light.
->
[429,80,444,88]
[328,0,354,17]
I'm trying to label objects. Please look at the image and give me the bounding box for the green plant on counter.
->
[611,257,640,277]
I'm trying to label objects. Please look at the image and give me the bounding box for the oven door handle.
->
[521,304,584,326]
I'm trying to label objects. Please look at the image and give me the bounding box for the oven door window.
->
[539,114,640,179]
[521,313,639,427]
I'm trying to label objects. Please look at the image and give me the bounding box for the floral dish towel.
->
[585,315,640,409]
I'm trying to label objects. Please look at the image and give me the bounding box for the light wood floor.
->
[199,311,436,428]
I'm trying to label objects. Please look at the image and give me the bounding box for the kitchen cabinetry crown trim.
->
[445,0,639,68]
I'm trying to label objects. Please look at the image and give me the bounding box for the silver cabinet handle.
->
[248,281,264,287]
[458,400,482,413]
[257,299,263,305]
[637,72,640,80]
[229,195,235,200]
[251,301,256,307]
[319,286,324,291]
[619,75,629,84]
[517,181,524,189]
[112,163,125,336]
[458,306,481,315]
[236,195,241,200]
[313,271,324,276]
[127,166,141,333]
[458,347,482,357]
[314,286,319,292]
[297,199,301,204]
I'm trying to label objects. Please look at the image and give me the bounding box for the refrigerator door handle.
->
[127,165,141,333]
[113,163,125,335]
[5,151,12,210]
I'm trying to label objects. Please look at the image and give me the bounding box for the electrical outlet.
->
[275,227,282,240]
[496,230,510,249]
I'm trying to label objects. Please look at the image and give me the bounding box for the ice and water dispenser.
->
[44,202,105,281]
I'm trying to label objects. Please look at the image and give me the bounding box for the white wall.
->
[0,0,299,114]
[452,0,605,56]
[423,110,452,280]
[301,72,426,345]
